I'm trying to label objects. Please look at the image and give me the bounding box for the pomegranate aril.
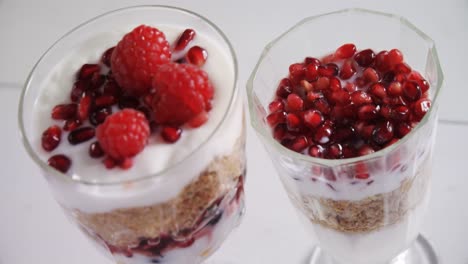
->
[314,123,333,144]
[318,63,339,77]
[101,47,115,67]
[266,111,286,127]
[354,49,375,67]
[329,89,350,105]
[289,63,305,80]
[303,110,323,128]
[403,81,422,101]
[286,113,301,130]
[78,64,100,80]
[332,126,355,142]
[68,127,95,145]
[388,81,403,97]
[305,63,319,81]
[103,80,121,97]
[118,95,140,109]
[276,78,293,98]
[286,94,304,111]
[392,105,410,121]
[290,136,308,152]
[186,46,208,67]
[358,104,379,120]
[355,77,366,88]
[41,125,62,152]
[304,57,321,66]
[300,80,314,92]
[344,82,357,93]
[314,98,331,115]
[273,124,287,140]
[372,121,394,145]
[396,122,412,138]
[387,49,404,68]
[329,77,342,91]
[89,107,112,126]
[89,141,104,158]
[369,83,387,101]
[48,154,71,173]
[351,91,372,106]
[103,157,116,169]
[161,126,182,143]
[51,104,77,120]
[362,67,380,83]
[63,119,82,131]
[119,158,133,170]
[70,80,87,102]
[95,95,117,108]
[412,98,431,121]
[327,143,343,159]
[342,145,357,158]
[339,60,356,80]
[174,29,196,51]
[395,63,411,74]
[358,145,375,156]
[380,105,393,119]
[89,73,105,90]
[78,95,92,121]
[375,51,390,72]
[408,72,430,93]
[335,43,356,59]
[309,144,325,158]
[315,76,330,90]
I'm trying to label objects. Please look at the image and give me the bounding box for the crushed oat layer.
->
[75,136,245,248]
[288,160,431,233]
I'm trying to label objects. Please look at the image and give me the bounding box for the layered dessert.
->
[266,44,433,263]
[33,23,244,264]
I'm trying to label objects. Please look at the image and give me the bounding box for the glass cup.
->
[247,8,443,264]
[19,5,245,264]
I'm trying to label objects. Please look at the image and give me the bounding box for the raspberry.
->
[111,25,171,95]
[151,63,214,126]
[96,109,150,160]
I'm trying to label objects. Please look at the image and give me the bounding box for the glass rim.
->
[246,8,444,167]
[18,5,239,186]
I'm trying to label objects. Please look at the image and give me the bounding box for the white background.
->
[1,0,467,263]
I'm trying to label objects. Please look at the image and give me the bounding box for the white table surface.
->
[1,0,467,263]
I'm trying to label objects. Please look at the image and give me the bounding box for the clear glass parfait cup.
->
[247,8,443,264]
[19,5,245,264]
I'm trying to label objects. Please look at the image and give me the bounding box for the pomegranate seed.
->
[357,145,375,156]
[388,82,403,97]
[305,63,319,81]
[318,63,339,77]
[408,72,430,93]
[119,158,133,170]
[290,136,308,152]
[286,113,301,130]
[266,111,286,127]
[89,141,104,158]
[276,78,293,98]
[273,124,287,140]
[396,122,412,138]
[287,94,304,111]
[289,63,305,79]
[392,105,409,121]
[359,124,376,140]
[78,64,100,80]
[89,73,105,90]
[329,89,350,105]
[335,43,356,59]
[186,46,208,67]
[339,60,356,80]
[315,76,330,90]
[70,80,87,102]
[300,80,314,92]
[304,57,321,66]
[68,127,95,145]
[380,105,393,119]
[95,95,117,108]
[330,105,345,121]
[369,83,387,101]
[103,157,116,169]
[403,81,422,101]
[350,91,372,106]
[358,104,379,120]
[78,95,92,121]
[372,121,394,145]
[355,77,366,88]
[412,98,431,121]
[395,63,411,74]
[354,49,375,67]
[387,49,404,67]
[51,104,77,120]
[314,123,333,144]
[174,29,196,51]
[344,82,357,93]
[187,111,208,128]
[63,119,82,131]
[47,154,71,173]
[329,77,342,91]
[89,107,112,126]
[303,110,323,128]
[307,91,322,102]
[309,145,325,158]
[41,125,62,152]
[342,145,357,158]
[332,126,355,142]
[375,51,390,72]
[394,73,406,83]
[161,126,182,143]
[103,80,121,97]
[118,95,140,109]
[363,67,380,83]
[327,143,343,159]
[313,98,331,115]
[101,47,115,67]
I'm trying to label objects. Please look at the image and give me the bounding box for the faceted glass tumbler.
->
[19,5,245,264]
[247,8,443,264]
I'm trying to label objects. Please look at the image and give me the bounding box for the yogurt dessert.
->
[265,44,433,263]
[31,19,244,264]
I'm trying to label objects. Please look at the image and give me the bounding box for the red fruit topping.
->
[392,105,410,121]
[387,49,404,67]
[314,123,333,144]
[101,47,115,67]
[95,95,117,108]
[78,64,100,80]
[161,126,182,143]
[51,104,77,120]
[351,91,372,106]
[375,50,390,72]
[309,145,325,158]
[304,57,321,66]
[300,80,314,92]
[408,71,430,93]
[354,49,375,67]
[313,98,331,115]
[103,157,116,169]
[68,127,95,145]
[266,111,286,127]
[307,91,322,102]
[290,136,308,152]
[372,121,394,145]
[89,141,104,158]
[41,125,62,152]
[357,104,379,121]
[48,154,71,173]
[89,107,112,126]
[412,98,431,121]
[362,67,379,83]
[89,73,105,90]
[273,124,287,140]
[186,46,208,67]
[395,63,411,74]
[78,95,92,121]
[63,119,82,131]
[315,76,330,90]
[96,109,150,160]
[396,122,412,138]
[388,82,403,97]
[402,81,422,101]
[174,29,196,51]
[289,63,305,82]
[151,63,214,126]
[286,113,301,130]
[103,80,121,97]
[329,77,342,91]
[276,78,293,98]
[118,95,140,109]
[357,145,375,156]
[329,89,350,105]
[119,158,133,170]
[327,143,343,159]
[303,110,323,128]
[70,80,87,102]
[339,60,356,80]
[369,83,387,101]
[269,100,284,113]
[187,111,209,128]
[111,25,171,95]
[286,94,304,111]
[335,43,356,59]
[305,63,319,81]
[318,63,339,77]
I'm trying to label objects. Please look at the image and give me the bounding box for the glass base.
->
[308,235,438,264]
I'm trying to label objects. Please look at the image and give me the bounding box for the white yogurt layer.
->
[32,24,242,213]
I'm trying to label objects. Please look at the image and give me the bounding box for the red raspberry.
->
[151,63,214,126]
[111,25,171,95]
[96,109,150,160]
